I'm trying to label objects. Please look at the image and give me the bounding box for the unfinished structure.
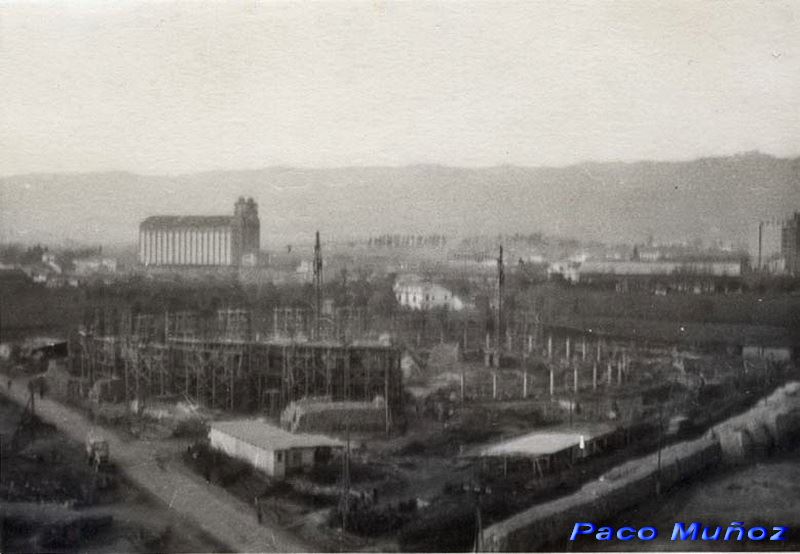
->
[74,308,404,425]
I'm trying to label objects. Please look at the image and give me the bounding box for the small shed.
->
[209,419,344,478]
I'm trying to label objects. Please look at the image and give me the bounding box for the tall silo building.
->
[139,197,260,267]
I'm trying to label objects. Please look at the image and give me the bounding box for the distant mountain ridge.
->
[1,152,797,248]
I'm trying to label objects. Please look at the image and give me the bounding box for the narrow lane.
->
[1,372,311,553]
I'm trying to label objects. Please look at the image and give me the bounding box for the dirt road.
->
[0,372,311,553]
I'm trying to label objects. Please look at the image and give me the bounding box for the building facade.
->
[781,212,800,276]
[393,276,464,311]
[139,197,260,267]
[208,420,342,478]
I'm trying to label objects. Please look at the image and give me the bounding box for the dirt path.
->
[1,372,311,553]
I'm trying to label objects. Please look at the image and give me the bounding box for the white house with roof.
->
[208,419,343,478]
[393,276,464,311]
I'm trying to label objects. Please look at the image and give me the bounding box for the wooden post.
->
[573,365,578,394]
[523,371,528,399]
[547,335,553,360]
[581,338,587,361]
[384,354,390,435]
[592,362,597,391]
[549,366,554,397]
[596,340,601,362]
[492,372,497,400]
[565,337,571,362]
[527,334,533,353]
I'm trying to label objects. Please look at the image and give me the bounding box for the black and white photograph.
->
[1,1,799,552]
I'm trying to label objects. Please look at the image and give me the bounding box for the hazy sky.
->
[1,1,799,175]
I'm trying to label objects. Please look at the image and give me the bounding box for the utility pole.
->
[495,245,504,368]
[341,421,351,533]
[656,402,664,496]
[314,230,323,341]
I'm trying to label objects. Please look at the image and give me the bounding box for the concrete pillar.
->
[547,335,553,359]
[225,228,232,265]
[593,362,597,391]
[138,230,144,264]
[210,229,217,265]
[208,229,214,265]
[180,229,187,265]
[596,341,601,362]
[581,338,587,361]
[607,362,612,387]
[492,372,498,400]
[617,360,623,385]
[460,372,465,402]
[549,366,554,396]
[573,365,578,394]
[566,337,571,362]
[527,335,533,353]
[523,371,528,399]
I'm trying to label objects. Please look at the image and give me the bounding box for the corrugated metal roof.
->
[209,419,343,451]
[140,215,234,229]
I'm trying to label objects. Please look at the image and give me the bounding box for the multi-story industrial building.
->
[781,212,800,276]
[139,197,260,267]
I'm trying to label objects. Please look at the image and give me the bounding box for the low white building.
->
[73,257,118,275]
[393,277,464,311]
[208,419,343,478]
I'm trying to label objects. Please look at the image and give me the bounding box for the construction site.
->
[3,237,798,553]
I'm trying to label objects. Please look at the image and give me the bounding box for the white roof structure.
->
[476,423,616,458]
[578,260,741,277]
[210,419,343,451]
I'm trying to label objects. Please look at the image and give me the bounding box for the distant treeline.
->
[0,243,102,271]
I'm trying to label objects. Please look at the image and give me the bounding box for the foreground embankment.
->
[482,382,800,552]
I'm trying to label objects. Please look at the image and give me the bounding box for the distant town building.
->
[73,256,117,275]
[139,197,260,267]
[752,216,790,273]
[552,259,744,293]
[393,276,464,311]
[781,212,800,276]
[547,261,580,282]
[41,252,62,274]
